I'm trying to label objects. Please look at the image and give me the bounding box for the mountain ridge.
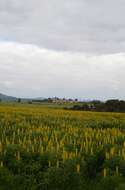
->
[0,93,17,101]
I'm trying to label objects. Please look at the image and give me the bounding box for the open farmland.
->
[0,104,125,189]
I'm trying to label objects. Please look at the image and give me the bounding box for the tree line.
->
[68,100,125,112]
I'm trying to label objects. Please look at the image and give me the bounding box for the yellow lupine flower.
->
[76,164,80,173]
[103,168,107,178]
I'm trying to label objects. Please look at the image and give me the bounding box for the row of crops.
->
[0,104,125,189]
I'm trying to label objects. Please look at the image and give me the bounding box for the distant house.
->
[50,97,78,104]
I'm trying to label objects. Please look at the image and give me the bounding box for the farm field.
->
[0,104,125,189]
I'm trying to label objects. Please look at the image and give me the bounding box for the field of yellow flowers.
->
[0,104,125,190]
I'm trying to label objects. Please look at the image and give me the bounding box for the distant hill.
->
[0,93,17,101]
[35,97,45,100]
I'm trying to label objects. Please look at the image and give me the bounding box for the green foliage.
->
[96,176,124,190]
[44,162,82,190]
[116,184,125,190]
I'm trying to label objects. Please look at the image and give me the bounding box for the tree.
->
[17,98,21,103]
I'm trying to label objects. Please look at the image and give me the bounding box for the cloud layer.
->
[0,1,125,99]
[1,0,125,53]
[0,41,125,99]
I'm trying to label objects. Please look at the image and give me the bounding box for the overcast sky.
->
[0,0,125,99]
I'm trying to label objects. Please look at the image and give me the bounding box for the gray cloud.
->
[0,0,125,53]
[0,41,125,99]
[0,1,125,99]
